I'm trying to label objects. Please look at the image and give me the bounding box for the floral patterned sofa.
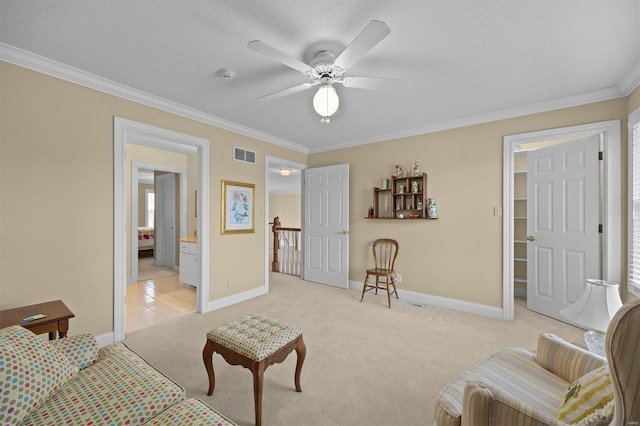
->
[0,325,236,425]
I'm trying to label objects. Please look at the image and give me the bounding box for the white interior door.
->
[526,135,601,320]
[303,164,349,288]
[156,173,176,269]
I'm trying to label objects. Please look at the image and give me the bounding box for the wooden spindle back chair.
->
[360,238,399,308]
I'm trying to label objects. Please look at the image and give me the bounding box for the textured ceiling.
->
[1,1,638,153]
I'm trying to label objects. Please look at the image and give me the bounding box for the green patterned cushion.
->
[557,365,613,424]
[146,398,236,425]
[50,334,98,369]
[0,325,79,425]
[207,314,302,361]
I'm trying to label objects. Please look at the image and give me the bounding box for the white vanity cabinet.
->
[179,238,198,288]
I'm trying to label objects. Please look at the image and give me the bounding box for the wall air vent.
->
[233,146,256,164]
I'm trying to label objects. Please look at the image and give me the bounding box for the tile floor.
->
[126,274,196,334]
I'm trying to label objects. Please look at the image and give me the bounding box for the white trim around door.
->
[114,117,210,343]
[502,120,621,321]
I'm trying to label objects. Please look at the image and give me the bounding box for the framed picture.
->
[221,180,255,234]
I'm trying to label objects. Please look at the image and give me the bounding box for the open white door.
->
[155,173,176,269]
[303,164,349,288]
[526,135,601,321]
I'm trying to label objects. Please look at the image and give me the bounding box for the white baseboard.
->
[349,280,504,320]
[206,285,268,312]
[95,331,115,347]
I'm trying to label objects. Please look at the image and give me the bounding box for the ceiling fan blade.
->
[248,40,314,74]
[333,20,391,71]
[340,76,405,90]
[257,81,318,102]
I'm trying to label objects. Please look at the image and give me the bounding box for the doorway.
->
[131,163,187,284]
[264,156,306,292]
[114,117,210,342]
[502,120,621,321]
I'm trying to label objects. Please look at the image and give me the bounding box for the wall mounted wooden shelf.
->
[367,173,438,220]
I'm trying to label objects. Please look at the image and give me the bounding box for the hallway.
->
[126,274,196,333]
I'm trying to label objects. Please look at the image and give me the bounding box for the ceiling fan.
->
[248,20,404,123]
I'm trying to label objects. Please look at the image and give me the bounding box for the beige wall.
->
[0,62,306,335]
[269,193,302,228]
[187,153,198,237]
[630,86,640,112]
[1,60,637,335]
[309,97,631,307]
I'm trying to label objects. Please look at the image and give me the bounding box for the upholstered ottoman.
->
[202,314,306,426]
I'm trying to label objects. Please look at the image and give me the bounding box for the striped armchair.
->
[435,297,640,426]
[607,296,640,426]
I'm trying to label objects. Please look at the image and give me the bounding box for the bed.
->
[138,227,155,253]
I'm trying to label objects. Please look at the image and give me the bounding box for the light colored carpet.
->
[137,257,177,281]
[124,273,586,426]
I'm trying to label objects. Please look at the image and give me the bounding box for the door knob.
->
[339,230,349,235]
[526,235,535,241]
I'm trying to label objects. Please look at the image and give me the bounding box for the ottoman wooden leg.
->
[202,339,216,396]
[252,361,266,426]
[294,336,306,392]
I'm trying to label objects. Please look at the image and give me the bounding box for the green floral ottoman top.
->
[207,314,302,361]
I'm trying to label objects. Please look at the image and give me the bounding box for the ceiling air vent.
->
[233,146,256,164]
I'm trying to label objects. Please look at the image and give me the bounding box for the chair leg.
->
[360,273,369,302]
[386,277,392,308]
[391,279,399,299]
[375,276,379,295]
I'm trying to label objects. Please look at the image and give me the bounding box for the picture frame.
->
[221,180,255,234]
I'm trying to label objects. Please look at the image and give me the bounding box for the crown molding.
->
[309,85,629,153]
[0,43,309,154]
[2,42,637,156]
[618,60,640,96]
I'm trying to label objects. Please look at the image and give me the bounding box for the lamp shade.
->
[560,279,623,333]
[313,84,339,118]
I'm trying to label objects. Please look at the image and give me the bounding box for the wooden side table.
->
[0,300,75,340]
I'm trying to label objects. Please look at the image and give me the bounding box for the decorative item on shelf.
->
[427,198,437,218]
[381,178,390,189]
[412,181,419,193]
[396,201,401,210]
[559,279,623,356]
[394,164,403,178]
[412,162,420,176]
[368,207,374,218]
[398,184,405,194]
[384,197,390,217]
[417,199,423,209]
[406,200,412,209]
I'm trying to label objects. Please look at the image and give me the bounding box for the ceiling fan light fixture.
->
[279,168,292,177]
[313,84,339,121]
